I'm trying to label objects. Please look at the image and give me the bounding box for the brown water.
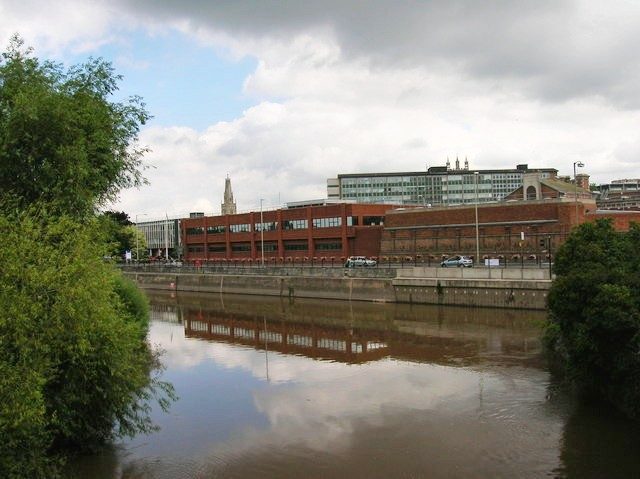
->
[67,292,640,478]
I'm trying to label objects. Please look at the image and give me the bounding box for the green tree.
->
[0,35,149,217]
[98,211,140,259]
[547,219,640,420]
[0,37,172,477]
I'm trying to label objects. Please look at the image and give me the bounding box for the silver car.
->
[440,255,473,268]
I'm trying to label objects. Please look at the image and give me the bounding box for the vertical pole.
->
[548,235,552,280]
[574,162,578,223]
[260,199,265,267]
[164,213,169,261]
[574,161,584,225]
[135,214,138,263]
[474,172,480,267]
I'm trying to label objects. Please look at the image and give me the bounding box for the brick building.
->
[181,201,400,263]
[380,199,589,262]
[380,194,640,263]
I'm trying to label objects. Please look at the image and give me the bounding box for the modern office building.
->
[327,159,558,206]
[181,200,400,262]
[136,217,182,259]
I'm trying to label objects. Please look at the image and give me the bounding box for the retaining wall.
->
[126,269,551,310]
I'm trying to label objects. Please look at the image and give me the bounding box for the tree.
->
[0,34,149,217]
[0,37,172,477]
[98,211,140,259]
[546,219,640,420]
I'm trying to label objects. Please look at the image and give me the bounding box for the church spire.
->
[221,175,237,215]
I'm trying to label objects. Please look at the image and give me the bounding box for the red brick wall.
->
[181,203,397,262]
[585,211,640,231]
[353,227,383,258]
[380,201,582,260]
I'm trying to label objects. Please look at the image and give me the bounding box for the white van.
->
[344,256,377,267]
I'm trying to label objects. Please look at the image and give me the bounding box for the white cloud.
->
[3,1,640,217]
[0,0,127,57]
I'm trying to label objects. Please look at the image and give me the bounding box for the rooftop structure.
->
[597,179,640,210]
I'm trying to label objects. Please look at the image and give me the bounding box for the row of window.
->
[187,240,343,253]
[186,216,365,235]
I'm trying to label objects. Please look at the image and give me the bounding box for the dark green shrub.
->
[547,219,640,420]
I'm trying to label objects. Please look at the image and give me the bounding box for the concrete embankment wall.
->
[124,267,550,310]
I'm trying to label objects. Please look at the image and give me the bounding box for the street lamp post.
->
[260,199,265,267]
[474,172,480,266]
[573,161,585,224]
[135,213,147,263]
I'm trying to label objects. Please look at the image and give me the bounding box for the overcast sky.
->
[2,0,639,218]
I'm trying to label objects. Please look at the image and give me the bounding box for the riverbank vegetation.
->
[0,36,172,478]
[546,219,640,420]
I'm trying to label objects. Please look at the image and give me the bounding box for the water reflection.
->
[159,291,545,369]
[67,292,640,479]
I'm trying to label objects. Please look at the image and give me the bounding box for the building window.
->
[347,216,359,226]
[186,227,204,235]
[188,244,204,253]
[231,243,251,252]
[284,241,308,251]
[256,242,277,252]
[282,219,308,230]
[254,221,278,232]
[363,216,384,226]
[207,225,226,234]
[312,217,342,228]
[315,241,342,250]
[208,244,226,253]
[230,223,251,233]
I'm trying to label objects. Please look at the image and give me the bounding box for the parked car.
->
[440,255,473,268]
[345,256,377,267]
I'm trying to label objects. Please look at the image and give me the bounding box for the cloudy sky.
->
[2,0,639,218]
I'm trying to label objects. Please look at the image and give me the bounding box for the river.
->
[67,291,640,478]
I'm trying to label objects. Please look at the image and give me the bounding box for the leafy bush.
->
[0,211,172,478]
[547,219,640,420]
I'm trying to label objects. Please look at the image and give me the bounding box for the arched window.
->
[526,185,537,200]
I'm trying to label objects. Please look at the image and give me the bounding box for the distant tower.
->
[455,156,460,170]
[464,157,469,170]
[446,157,451,170]
[221,175,237,215]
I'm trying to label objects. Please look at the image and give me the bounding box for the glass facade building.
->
[328,164,557,206]
[136,217,182,257]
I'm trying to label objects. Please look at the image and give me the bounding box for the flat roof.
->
[337,167,557,179]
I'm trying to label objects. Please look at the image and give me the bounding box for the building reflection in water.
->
[146,290,545,369]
